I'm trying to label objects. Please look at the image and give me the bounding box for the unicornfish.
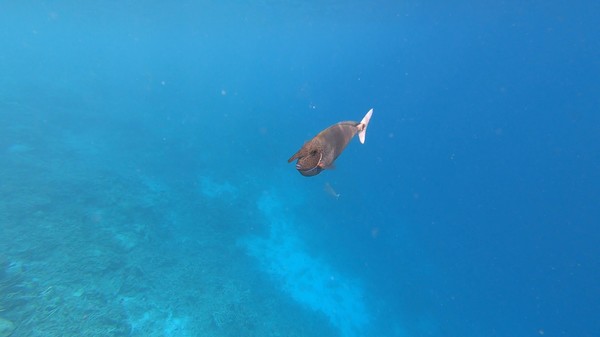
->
[288,109,373,177]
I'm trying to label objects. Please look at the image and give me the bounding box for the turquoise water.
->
[1,2,599,337]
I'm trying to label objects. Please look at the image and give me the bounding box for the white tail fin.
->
[358,108,373,144]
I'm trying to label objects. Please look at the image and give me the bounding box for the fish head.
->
[295,148,323,176]
[288,140,326,177]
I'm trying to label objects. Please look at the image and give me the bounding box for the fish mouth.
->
[298,165,322,176]
[297,163,322,176]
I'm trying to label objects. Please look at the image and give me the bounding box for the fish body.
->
[288,109,373,176]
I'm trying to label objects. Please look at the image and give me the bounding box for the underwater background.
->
[1,1,599,337]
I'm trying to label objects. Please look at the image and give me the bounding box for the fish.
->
[324,182,341,199]
[288,108,373,177]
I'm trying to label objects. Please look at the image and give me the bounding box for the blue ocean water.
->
[1,1,598,336]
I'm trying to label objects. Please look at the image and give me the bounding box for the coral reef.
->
[0,102,343,337]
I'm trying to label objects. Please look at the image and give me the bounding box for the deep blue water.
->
[1,1,599,337]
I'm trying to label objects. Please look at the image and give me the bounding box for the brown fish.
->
[288,109,373,176]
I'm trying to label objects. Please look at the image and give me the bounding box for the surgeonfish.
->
[288,109,373,177]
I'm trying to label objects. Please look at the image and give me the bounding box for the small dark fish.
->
[288,109,373,177]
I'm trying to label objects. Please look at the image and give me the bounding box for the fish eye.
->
[310,150,317,156]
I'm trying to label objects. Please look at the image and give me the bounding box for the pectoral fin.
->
[321,162,335,169]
